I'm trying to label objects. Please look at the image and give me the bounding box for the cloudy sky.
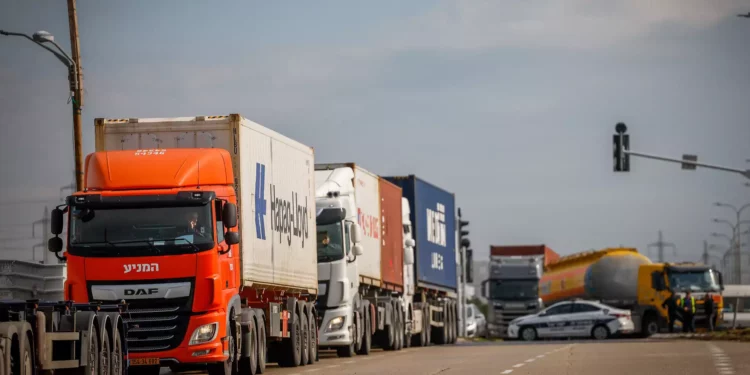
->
[1,1,749,267]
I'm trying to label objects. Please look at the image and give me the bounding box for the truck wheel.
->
[394,305,402,351]
[239,313,258,375]
[300,310,309,367]
[10,333,33,375]
[307,308,318,364]
[520,326,537,341]
[434,302,449,345]
[278,311,303,367]
[404,306,412,348]
[640,314,659,338]
[356,307,371,355]
[423,305,431,346]
[257,311,267,373]
[208,315,238,375]
[110,326,124,375]
[447,302,455,344]
[99,329,111,375]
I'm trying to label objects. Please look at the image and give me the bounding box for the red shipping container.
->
[379,178,404,292]
[490,245,559,267]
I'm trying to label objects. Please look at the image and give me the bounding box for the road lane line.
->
[342,360,356,364]
[326,365,340,368]
[303,369,320,373]
[536,354,545,358]
[525,359,535,363]
[501,370,513,374]
[512,363,525,368]
[707,343,736,375]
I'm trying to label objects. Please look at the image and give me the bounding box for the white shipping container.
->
[314,163,382,283]
[94,114,317,293]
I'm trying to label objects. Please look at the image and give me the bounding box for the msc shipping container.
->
[490,245,560,267]
[384,176,457,292]
[94,115,318,293]
[379,178,404,291]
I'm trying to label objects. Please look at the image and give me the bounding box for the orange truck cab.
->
[48,115,320,375]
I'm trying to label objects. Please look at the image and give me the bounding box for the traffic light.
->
[458,208,472,283]
[613,122,630,172]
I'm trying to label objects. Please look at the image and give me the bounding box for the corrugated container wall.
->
[379,178,404,291]
[490,245,559,267]
[384,176,457,291]
[353,166,383,283]
[94,114,318,293]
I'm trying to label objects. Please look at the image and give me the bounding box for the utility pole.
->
[67,0,84,191]
[647,230,676,262]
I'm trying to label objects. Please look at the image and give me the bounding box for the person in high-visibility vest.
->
[677,291,696,333]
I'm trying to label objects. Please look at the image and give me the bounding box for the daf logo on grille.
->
[124,288,158,296]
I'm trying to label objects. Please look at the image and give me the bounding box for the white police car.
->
[507,300,635,341]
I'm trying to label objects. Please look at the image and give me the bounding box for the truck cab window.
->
[215,200,224,244]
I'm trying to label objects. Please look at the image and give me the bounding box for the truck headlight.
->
[326,316,346,332]
[189,323,218,345]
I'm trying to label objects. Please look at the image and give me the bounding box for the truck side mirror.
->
[48,237,63,253]
[223,202,238,228]
[353,244,364,256]
[225,231,240,245]
[350,222,362,244]
[51,208,64,235]
[405,238,415,248]
[404,247,414,265]
[481,279,488,298]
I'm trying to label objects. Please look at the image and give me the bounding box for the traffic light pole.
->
[457,209,470,338]
[625,150,750,179]
[613,122,750,180]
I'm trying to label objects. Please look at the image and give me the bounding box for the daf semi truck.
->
[482,245,559,338]
[384,176,459,346]
[540,247,724,336]
[49,114,319,375]
[314,163,415,356]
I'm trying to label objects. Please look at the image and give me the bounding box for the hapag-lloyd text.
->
[270,185,309,247]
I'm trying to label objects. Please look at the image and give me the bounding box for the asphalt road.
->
[165,338,748,375]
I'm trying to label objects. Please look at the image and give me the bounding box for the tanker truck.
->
[540,248,724,337]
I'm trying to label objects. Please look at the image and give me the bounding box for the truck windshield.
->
[668,269,721,293]
[68,204,214,256]
[317,222,345,263]
[489,280,539,301]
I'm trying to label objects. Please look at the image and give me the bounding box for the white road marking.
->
[513,363,525,368]
[525,359,535,363]
[707,343,735,375]
[501,370,513,374]
[303,369,320,373]
[326,365,340,368]
[342,360,356,364]
[536,354,545,358]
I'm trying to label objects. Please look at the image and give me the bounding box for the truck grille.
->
[121,299,191,352]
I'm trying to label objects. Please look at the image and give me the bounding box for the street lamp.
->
[1,28,84,191]
[714,202,750,283]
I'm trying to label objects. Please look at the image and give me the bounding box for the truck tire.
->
[278,311,303,367]
[382,303,396,351]
[394,305,402,351]
[99,326,111,375]
[10,332,33,375]
[433,302,449,345]
[300,310,309,367]
[423,305,431,346]
[307,307,317,364]
[640,314,659,338]
[403,306,412,348]
[208,313,238,375]
[446,302,455,344]
[356,306,371,355]
[257,311,267,373]
[239,311,258,375]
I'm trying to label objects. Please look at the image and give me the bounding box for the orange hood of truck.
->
[84,148,234,191]
[84,254,198,281]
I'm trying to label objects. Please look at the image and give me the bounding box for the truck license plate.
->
[130,358,160,366]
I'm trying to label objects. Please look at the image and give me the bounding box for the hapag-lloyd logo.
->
[270,184,309,246]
